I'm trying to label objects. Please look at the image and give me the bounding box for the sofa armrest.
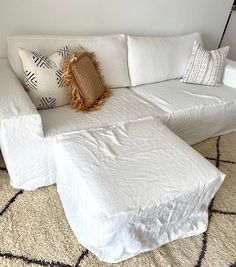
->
[222,59,236,89]
[0,58,48,190]
[0,58,40,120]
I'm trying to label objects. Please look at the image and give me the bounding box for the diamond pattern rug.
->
[0,133,235,267]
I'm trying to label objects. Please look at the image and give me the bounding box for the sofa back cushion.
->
[8,34,130,88]
[127,32,202,86]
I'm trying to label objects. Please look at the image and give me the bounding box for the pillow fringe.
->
[61,51,112,112]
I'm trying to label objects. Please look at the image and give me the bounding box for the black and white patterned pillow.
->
[18,46,70,109]
[181,41,229,86]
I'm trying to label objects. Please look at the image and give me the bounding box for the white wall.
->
[0,0,233,57]
[222,11,236,60]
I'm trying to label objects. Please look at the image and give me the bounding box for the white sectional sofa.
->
[0,32,235,263]
[0,33,236,190]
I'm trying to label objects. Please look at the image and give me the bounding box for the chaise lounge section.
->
[54,116,225,263]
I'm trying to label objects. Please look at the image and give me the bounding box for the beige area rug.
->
[0,133,235,267]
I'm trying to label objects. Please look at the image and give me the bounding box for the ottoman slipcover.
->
[54,116,224,263]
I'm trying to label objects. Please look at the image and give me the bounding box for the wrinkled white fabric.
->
[131,79,236,144]
[0,59,50,190]
[54,116,225,263]
[0,70,166,189]
[39,88,166,136]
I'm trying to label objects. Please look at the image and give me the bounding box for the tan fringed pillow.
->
[61,50,112,111]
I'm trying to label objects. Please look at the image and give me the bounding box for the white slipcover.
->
[54,116,225,263]
[0,59,51,190]
[39,88,166,137]
[131,79,236,144]
[7,34,131,88]
[0,70,165,190]
[0,34,235,262]
[127,32,202,86]
[1,36,236,191]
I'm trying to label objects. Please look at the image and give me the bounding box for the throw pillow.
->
[181,41,229,86]
[61,49,112,111]
[18,47,70,109]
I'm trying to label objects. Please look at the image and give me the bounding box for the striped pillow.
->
[181,41,229,86]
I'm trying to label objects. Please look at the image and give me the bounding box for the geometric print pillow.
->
[18,46,70,109]
[181,41,229,86]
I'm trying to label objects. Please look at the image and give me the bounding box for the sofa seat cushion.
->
[39,88,167,137]
[131,80,236,144]
[54,116,224,263]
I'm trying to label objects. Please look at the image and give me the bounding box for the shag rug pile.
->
[0,133,235,267]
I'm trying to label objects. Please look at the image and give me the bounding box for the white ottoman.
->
[54,116,225,263]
